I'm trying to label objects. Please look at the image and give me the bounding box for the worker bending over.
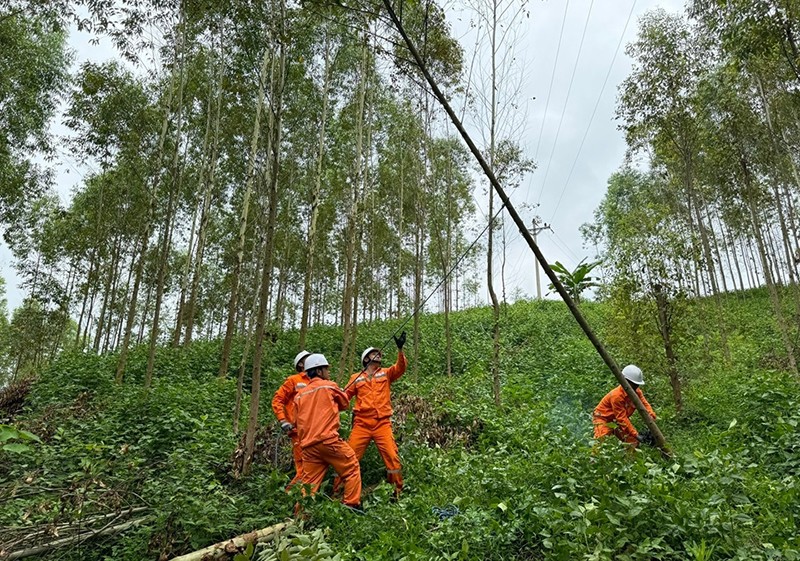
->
[271,351,311,489]
[343,332,407,496]
[593,364,657,447]
[293,354,362,511]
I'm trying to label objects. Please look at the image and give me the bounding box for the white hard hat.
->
[361,347,379,365]
[293,351,311,369]
[622,364,644,385]
[304,353,329,371]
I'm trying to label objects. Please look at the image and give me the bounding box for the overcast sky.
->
[1,0,685,314]
[450,0,685,303]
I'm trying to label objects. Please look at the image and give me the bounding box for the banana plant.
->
[547,258,602,304]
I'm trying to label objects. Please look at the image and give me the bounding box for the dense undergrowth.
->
[1,288,799,560]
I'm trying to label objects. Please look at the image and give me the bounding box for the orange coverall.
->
[593,385,656,444]
[293,378,361,507]
[343,351,407,492]
[272,372,310,488]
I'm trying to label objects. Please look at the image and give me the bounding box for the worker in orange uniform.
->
[343,332,407,496]
[593,364,657,447]
[272,350,311,489]
[293,353,362,511]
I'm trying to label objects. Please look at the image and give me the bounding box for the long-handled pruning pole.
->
[381,0,671,458]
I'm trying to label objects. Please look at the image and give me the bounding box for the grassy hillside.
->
[2,290,799,560]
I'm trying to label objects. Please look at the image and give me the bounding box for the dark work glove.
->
[280,421,293,433]
[393,331,407,350]
[636,433,644,443]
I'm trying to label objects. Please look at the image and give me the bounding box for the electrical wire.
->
[343,200,506,389]
[548,0,637,224]
[535,0,595,204]
[534,0,570,160]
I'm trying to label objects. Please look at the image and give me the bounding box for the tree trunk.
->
[185,40,225,346]
[168,522,290,561]
[115,20,181,382]
[742,156,798,375]
[299,32,332,350]
[653,285,682,413]
[75,250,97,348]
[219,49,272,379]
[487,0,502,407]
[687,178,730,361]
[94,238,120,352]
[102,238,123,353]
[242,21,286,475]
[172,196,199,347]
[144,25,189,388]
[338,35,368,382]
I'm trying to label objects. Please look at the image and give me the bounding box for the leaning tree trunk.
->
[384,0,672,455]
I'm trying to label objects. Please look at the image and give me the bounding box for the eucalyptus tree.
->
[424,136,475,376]
[618,9,731,361]
[463,0,530,405]
[384,0,464,379]
[689,0,800,84]
[694,64,798,375]
[375,98,426,321]
[297,23,336,348]
[64,62,155,352]
[585,169,695,411]
[0,11,69,242]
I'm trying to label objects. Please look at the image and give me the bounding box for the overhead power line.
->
[548,0,638,223]
[533,0,570,160]
[536,0,595,204]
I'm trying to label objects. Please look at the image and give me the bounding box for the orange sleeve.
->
[344,372,360,400]
[330,384,350,411]
[612,391,638,437]
[271,377,294,422]
[639,392,656,419]
[386,351,407,383]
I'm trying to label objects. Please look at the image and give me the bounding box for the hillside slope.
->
[1,291,799,560]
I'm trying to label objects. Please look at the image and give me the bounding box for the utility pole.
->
[529,216,551,300]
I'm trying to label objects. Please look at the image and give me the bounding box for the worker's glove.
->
[280,421,294,433]
[393,331,407,350]
[635,433,644,443]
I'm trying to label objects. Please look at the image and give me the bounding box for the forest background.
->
[2,0,800,559]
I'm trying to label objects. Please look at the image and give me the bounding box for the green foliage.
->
[0,11,70,226]
[0,423,41,454]
[547,258,602,303]
[2,292,799,560]
[258,526,340,561]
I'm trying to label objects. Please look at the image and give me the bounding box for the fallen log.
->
[0,506,150,550]
[169,522,291,561]
[2,517,147,560]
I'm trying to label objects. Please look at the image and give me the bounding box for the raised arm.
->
[387,351,407,383]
